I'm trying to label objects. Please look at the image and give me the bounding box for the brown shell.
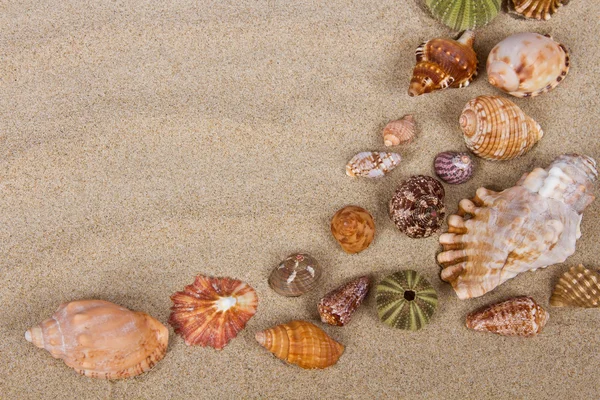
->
[268,253,322,297]
[331,205,375,253]
[318,276,370,326]
[389,176,446,238]
[383,115,415,146]
[510,0,568,20]
[550,265,600,307]
[408,31,477,97]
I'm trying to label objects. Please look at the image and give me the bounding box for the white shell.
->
[346,152,402,178]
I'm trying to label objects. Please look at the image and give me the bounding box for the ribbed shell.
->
[434,152,474,184]
[331,205,375,253]
[510,0,568,20]
[346,152,402,178]
[389,175,446,238]
[425,0,501,30]
[255,320,345,369]
[466,296,549,337]
[550,265,600,307]
[376,270,438,331]
[318,276,370,326]
[269,253,322,297]
[460,95,543,161]
[383,115,415,147]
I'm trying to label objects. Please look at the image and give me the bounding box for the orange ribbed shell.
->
[331,205,375,254]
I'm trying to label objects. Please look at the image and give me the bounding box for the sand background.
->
[1,1,599,399]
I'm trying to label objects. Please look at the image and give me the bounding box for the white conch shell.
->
[438,154,597,299]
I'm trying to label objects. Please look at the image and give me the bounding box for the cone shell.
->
[269,253,322,297]
[408,31,478,97]
[426,0,501,30]
[434,152,474,184]
[460,95,543,161]
[510,0,568,20]
[550,265,600,307]
[331,205,375,253]
[383,115,415,147]
[25,300,168,379]
[487,33,569,98]
[346,151,402,178]
[318,276,370,326]
[169,275,258,350]
[389,175,446,238]
[376,270,438,331]
[466,296,549,337]
[255,320,344,369]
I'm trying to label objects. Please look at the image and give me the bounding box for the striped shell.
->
[376,270,438,331]
[346,151,402,178]
[318,276,370,326]
[466,296,549,337]
[383,115,415,147]
[510,0,568,20]
[487,33,570,98]
[331,205,375,253]
[408,31,478,97]
[269,253,322,297]
[425,0,501,31]
[434,152,474,184]
[460,95,543,161]
[389,175,446,238]
[550,265,600,307]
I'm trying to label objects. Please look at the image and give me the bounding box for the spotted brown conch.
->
[438,154,597,299]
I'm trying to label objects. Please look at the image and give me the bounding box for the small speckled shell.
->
[408,31,477,97]
[426,0,501,30]
[510,0,568,20]
[434,152,474,184]
[318,276,370,326]
[346,152,402,178]
[268,253,322,297]
[331,206,375,253]
[389,176,446,238]
[460,95,543,161]
[383,115,415,147]
[466,296,549,337]
[550,265,600,307]
[487,33,569,98]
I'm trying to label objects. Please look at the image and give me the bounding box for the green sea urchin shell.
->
[376,270,438,331]
[425,0,501,31]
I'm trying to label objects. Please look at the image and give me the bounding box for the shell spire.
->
[331,205,375,253]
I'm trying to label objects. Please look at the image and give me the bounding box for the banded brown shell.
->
[434,152,474,184]
[383,115,415,147]
[425,0,501,31]
[331,205,375,253]
[346,151,402,178]
[550,265,600,307]
[269,253,322,297]
[318,276,370,326]
[510,0,568,20]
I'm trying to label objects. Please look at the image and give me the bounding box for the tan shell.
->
[346,152,402,178]
[438,154,597,299]
[511,0,568,21]
[318,276,370,326]
[331,205,375,254]
[550,265,600,307]
[268,253,322,297]
[460,95,543,161]
[25,300,168,379]
[383,115,415,146]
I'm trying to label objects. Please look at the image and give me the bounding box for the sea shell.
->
[255,320,344,369]
[460,95,544,161]
[318,276,370,326]
[466,296,549,337]
[331,205,375,253]
[383,115,415,147]
[425,0,501,30]
[510,0,568,20]
[487,32,570,98]
[438,154,598,299]
[550,265,600,307]
[408,30,478,97]
[169,275,258,350]
[269,253,322,297]
[434,151,474,184]
[389,175,446,238]
[376,270,438,331]
[346,151,402,178]
[25,300,168,379]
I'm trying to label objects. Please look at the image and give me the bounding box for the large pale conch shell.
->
[487,32,569,98]
[25,300,168,379]
[438,154,597,299]
[550,265,600,307]
[510,0,569,20]
[460,95,543,161]
[425,0,501,30]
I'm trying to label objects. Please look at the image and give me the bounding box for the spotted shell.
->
[389,176,446,238]
[318,276,370,326]
[487,33,570,98]
[510,0,568,20]
[460,95,543,161]
[383,115,415,147]
[408,30,477,97]
[346,151,402,178]
[425,0,501,30]
[331,205,375,253]
[268,253,322,297]
[550,265,600,307]
[434,152,474,184]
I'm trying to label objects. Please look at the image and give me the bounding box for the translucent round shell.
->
[268,253,322,297]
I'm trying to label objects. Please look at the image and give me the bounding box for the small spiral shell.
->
[510,0,568,20]
[331,205,375,253]
[383,115,415,147]
[346,152,402,178]
[434,152,474,184]
[268,253,322,297]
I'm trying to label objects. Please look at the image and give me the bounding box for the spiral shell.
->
[487,33,569,98]
[346,152,402,178]
[550,265,600,307]
[434,152,474,184]
[255,320,344,369]
[331,205,375,253]
[383,115,415,147]
[460,95,543,161]
[425,0,501,30]
[510,0,568,20]
[25,300,168,379]
[318,276,370,326]
[408,30,477,97]
[389,176,446,238]
[269,253,322,297]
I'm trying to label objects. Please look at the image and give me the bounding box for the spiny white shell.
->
[346,152,402,178]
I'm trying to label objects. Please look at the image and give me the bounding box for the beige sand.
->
[1,1,599,399]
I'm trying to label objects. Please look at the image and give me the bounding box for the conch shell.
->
[25,300,168,379]
[510,0,568,20]
[331,205,375,253]
[346,151,402,178]
[255,320,344,369]
[269,253,322,297]
[425,0,501,30]
[318,276,370,326]
[550,265,600,307]
[383,115,415,147]
[438,154,597,299]
[487,32,569,98]
[408,30,477,97]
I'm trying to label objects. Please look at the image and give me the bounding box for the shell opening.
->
[403,290,416,301]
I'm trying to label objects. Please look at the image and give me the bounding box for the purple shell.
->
[434,152,474,184]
